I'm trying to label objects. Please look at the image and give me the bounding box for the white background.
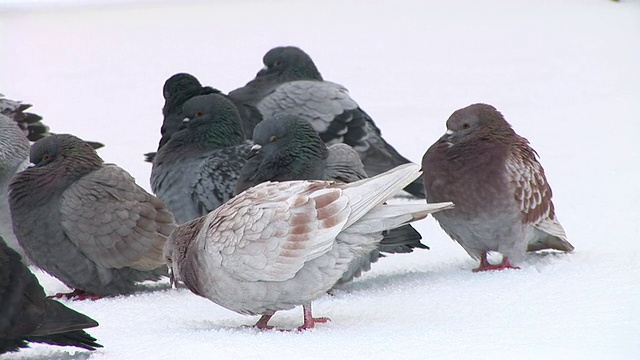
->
[1,0,639,359]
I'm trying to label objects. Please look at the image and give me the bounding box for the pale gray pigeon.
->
[9,134,174,298]
[421,103,574,271]
[165,163,453,331]
[0,93,104,149]
[0,115,30,262]
[150,93,253,224]
[227,46,425,198]
[0,236,102,354]
[144,73,262,163]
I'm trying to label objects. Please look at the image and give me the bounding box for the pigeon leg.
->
[472,252,492,272]
[253,314,275,330]
[297,303,330,331]
[48,289,102,301]
[473,253,520,272]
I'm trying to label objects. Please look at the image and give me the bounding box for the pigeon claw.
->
[473,254,521,272]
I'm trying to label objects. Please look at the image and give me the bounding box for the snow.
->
[1,0,639,358]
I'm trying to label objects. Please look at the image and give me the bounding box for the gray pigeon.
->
[9,134,174,298]
[0,236,102,354]
[0,93,104,149]
[150,93,253,224]
[165,163,453,330]
[227,46,425,198]
[144,73,262,163]
[235,114,428,259]
[0,115,30,262]
[421,103,574,271]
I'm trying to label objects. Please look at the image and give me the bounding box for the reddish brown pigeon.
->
[421,103,573,272]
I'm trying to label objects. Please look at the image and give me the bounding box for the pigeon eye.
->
[42,154,52,162]
[269,135,279,143]
[274,60,283,67]
[462,123,471,129]
[195,111,204,117]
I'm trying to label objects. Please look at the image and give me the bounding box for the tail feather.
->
[379,224,429,254]
[341,164,424,228]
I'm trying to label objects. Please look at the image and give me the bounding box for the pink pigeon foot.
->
[48,289,102,301]
[253,314,275,330]
[297,304,330,331]
[473,253,520,272]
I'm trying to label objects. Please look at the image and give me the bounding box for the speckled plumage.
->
[151,93,253,224]
[9,134,173,296]
[0,236,102,354]
[165,164,453,330]
[228,46,425,198]
[421,103,573,271]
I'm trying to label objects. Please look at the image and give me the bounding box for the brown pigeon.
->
[9,134,175,299]
[165,164,453,331]
[421,103,573,272]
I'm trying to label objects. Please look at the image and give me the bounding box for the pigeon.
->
[421,103,574,272]
[0,93,104,149]
[144,73,262,163]
[164,163,453,330]
[227,46,425,198]
[235,114,428,259]
[150,93,253,224]
[0,236,102,354]
[9,134,174,298]
[0,115,30,262]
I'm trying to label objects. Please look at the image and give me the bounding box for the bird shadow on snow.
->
[9,349,93,360]
[333,250,574,296]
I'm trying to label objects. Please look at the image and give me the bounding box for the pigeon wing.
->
[205,180,351,282]
[59,165,173,271]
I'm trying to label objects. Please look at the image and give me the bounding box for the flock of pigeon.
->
[0,46,574,354]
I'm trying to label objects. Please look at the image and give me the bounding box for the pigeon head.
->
[29,134,102,171]
[163,73,202,100]
[253,115,327,162]
[256,46,323,82]
[248,115,328,181]
[439,103,516,146]
[164,216,206,290]
[175,93,245,147]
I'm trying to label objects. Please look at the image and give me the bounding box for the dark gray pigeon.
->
[227,46,425,198]
[0,236,102,354]
[150,93,253,224]
[9,134,174,299]
[421,103,574,272]
[144,73,262,163]
[165,163,453,331]
[234,115,429,286]
[0,115,30,262]
[0,93,104,149]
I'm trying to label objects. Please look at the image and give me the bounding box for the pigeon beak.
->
[169,267,176,289]
[256,65,269,77]
[247,144,262,159]
[440,129,454,140]
[27,162,36,168]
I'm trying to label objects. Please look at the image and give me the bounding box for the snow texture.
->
[1,0,639,359]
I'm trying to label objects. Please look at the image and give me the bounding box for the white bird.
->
[165,164,453,330]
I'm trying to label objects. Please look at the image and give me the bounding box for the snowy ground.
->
[1,0,639,359]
